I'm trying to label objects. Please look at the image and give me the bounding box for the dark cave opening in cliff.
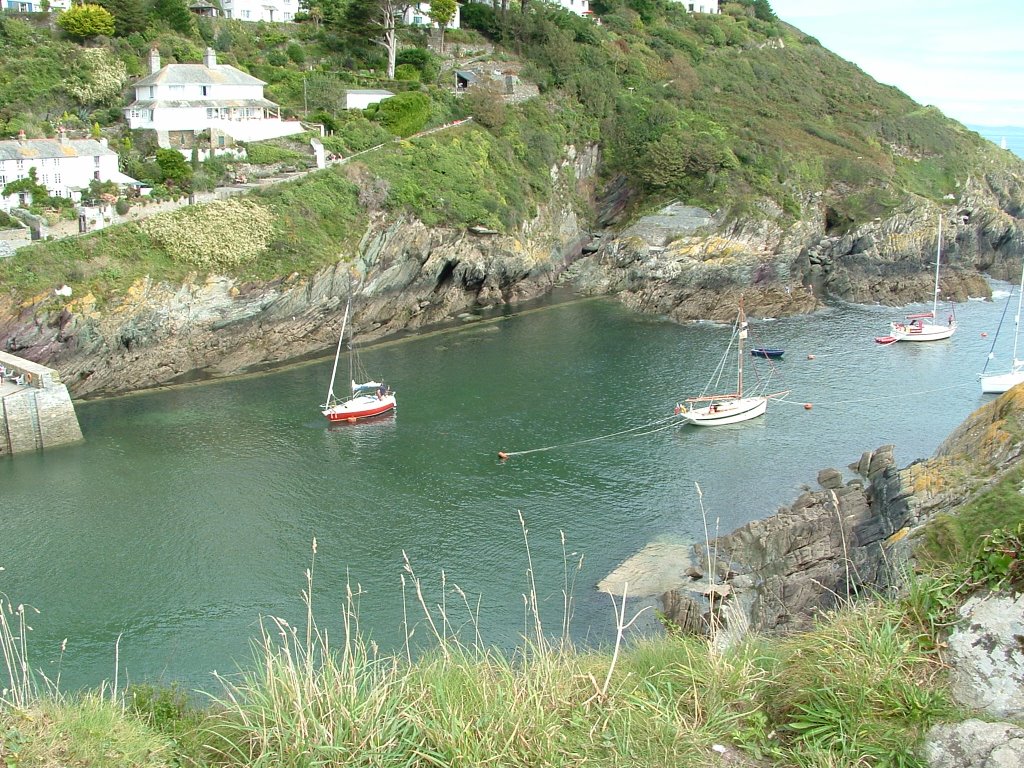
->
[435,260,456,292]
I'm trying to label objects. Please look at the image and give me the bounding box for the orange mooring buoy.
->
[981,332,988,338]
[807,354,816,360]
[498,451,509,460]
[804,403,813,410]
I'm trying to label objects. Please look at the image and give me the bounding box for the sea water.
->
[0,290,1013,691]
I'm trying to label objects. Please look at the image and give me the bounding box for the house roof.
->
[346,89,395,97]
[133,63,266,88]
[126,98,279,110]
[109,170,141,185]
[0,138,118,161]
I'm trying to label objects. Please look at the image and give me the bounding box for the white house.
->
[345,90,394,110]
[677,0,720,13]
[219,0,297,21]
[2,0,71,11]
[544,0,590,17]
[403,2,460,29]
[0,130,133,213]
[124,47,305,148]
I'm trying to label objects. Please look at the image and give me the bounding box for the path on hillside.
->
[16,117,475,248]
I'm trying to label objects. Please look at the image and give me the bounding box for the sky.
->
[768,0,1024,128]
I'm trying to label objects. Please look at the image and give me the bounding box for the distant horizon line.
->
[965,123,1024,131]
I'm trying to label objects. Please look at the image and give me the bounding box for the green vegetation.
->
[0,0,1015,304]
[2,526,976,768]
[55,3,115,41]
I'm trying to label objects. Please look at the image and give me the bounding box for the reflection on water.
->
[0,290,1010,690]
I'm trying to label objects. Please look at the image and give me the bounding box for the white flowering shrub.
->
[64,49,128,107]
[141,198,275,270]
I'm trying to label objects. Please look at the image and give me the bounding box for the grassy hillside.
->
[0,0,1018,299]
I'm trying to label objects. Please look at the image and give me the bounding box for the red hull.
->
[324,400,396,422]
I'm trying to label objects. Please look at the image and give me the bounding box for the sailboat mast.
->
[932,213,943,319]
[326,296,351,404]
[1013,263,1024,365]
[737,301,747,397]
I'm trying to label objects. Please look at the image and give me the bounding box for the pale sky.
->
[769,0,1024,128]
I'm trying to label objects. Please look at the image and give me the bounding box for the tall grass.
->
[0,586,40,709]
[3,515,960,767]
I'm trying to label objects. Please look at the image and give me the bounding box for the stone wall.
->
[0,351,84,456]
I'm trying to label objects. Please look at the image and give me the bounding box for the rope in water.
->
[772,380,975,409]
[498,413,685,459]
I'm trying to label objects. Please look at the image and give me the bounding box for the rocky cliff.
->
[659,386,1024,636]
[0,146,599,399]
[3,142,1024,398]
[568,174,1024,323]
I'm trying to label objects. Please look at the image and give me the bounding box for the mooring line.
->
[498,414,685,459]
[772,379,975,409]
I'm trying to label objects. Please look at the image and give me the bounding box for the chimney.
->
[204,47,217,68]
[149,46,161,74]
[17,129,26,145]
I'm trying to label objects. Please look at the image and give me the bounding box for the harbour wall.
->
[0,351,83,456]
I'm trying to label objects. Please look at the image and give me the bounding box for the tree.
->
[2,167,48,201]
[301,0,345,27]
[155,148,193,191]
[96,0,147,36]
[151,0,195,35]
[56,3,115,40]
[428,0,456,53]
[346,0,410,79]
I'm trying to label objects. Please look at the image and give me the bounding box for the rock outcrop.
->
[0,146,599,399]
[659,386,1024,637]
[569,180,1023,321]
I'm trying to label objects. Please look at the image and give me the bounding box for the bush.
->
[141,198,275,269]
[373,91,431,137]
[396,47,439,82]
[244,142,309,165]
[115,199,131,215]
[394,64,421,82]
[460,3,500,38]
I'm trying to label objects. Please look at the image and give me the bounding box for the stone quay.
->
[0,350,83,456]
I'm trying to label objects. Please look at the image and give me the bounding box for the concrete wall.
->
[0,351,84,456]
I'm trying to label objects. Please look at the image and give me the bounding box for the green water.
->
[0,290,1009,691]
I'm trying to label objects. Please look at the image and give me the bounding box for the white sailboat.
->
[877,214,956,343]
[321,297,396,422]
[674,301,788,426]
[980,262,1024,394]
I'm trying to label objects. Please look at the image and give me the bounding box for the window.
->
[130,109,141,119]
[201,86,209,96]
[94,156,101,167]
[0,175,6,186]
[15,160,24,172]
[242,9,250,18]
[149,86,155,98]
[207,108,215,118]
[54,174,61,185]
